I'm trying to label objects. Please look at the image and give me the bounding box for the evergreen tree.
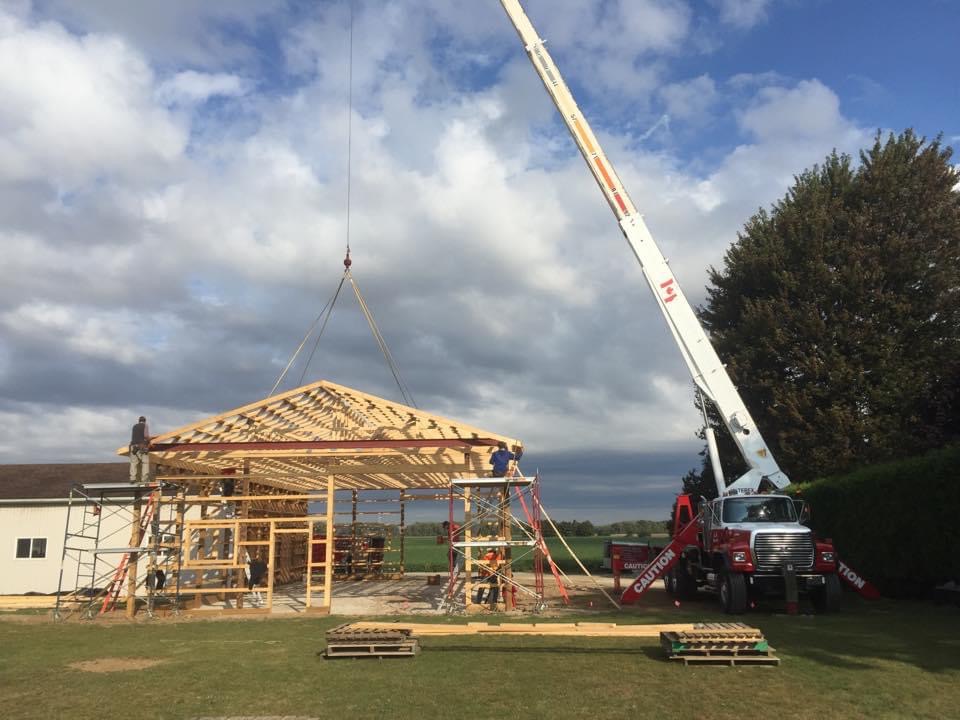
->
[693,130,960,484]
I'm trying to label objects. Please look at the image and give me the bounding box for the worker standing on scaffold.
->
[490,442,522,477]
[129,415,153,484]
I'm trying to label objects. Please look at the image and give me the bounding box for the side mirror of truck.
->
[794,499,811,525]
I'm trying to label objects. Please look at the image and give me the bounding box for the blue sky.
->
[0,0,956,522]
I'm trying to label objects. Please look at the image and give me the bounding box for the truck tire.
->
[675,559,698,600]
[811,573,842,613]
[663,569,676,596]
[719,571,747,614]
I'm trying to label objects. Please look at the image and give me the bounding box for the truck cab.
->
[668,493,841,613]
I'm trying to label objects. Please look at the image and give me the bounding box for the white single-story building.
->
[0,464,130,595]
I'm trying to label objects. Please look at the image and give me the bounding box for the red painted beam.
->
[150,438,501,453]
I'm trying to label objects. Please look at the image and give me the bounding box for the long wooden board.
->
[347,621,698,638]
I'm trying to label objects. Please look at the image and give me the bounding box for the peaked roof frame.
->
[119,379,521,492]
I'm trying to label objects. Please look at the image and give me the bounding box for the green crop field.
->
[2,593,958,720]
[401,534,653,573]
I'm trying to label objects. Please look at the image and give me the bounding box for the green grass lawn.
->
[2,592,958,720]
[403,534,646,573]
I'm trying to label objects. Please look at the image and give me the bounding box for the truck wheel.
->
[675,560,698,600]
[811,574,842,613]
[720,571,747,614]
[663,569,676,596]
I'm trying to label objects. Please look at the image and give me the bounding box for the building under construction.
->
[51,379,581,620]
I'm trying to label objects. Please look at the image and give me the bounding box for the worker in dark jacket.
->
[129,416,153,484]
[246,554,268,607]
[489,442,522,477]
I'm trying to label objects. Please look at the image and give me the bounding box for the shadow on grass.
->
[723,596,960,674]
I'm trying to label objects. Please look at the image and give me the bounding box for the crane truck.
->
[498,0,842,613]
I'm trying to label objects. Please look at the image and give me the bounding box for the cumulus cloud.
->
[710,0,773,29]
[0,0,883,519]
[36,0,287,69]
[659,75,718,121]
[156,70,250,105]
[738,79,850,141]
[0,8,185,187]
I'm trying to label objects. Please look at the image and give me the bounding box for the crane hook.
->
[344,247,352,269]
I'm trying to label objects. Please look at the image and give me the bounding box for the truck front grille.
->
[753,533,814,572]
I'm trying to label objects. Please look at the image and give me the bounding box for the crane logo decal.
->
[660,278,678,303]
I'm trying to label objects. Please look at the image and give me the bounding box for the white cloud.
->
[0,402,189,462]
[156,71,249,106]
[0,0,896,520]
[710,0,773,29]
[0,10,186,187]
[659,75,718,121]
[0,302,151,365]
[36,0,286,69]
[737,79,852,142]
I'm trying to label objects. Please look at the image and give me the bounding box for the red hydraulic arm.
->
[837,559,881,599]
[621,514,700,604]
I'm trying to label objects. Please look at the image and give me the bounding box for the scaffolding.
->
[54,471,338,619]
[441,473,567,613]
[54,481,182,620]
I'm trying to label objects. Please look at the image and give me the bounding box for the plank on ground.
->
[348,621,698,637]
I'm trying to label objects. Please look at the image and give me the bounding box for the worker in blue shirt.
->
[490,442,522,477]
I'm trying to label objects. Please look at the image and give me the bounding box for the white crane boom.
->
[498,0,788,493]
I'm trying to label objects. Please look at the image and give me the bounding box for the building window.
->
[15,538,47,559]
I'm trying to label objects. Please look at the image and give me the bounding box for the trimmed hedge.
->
[791,445,960,596]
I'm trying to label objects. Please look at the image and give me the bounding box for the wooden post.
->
[266,521,276,610]
[463,486,473,608]
[197,485,208,595]
[126,490,142,619]
[175,489,185,609]
[502,488,514,610]
[323,476,335,609]
[399,490,406,575]
[351,490,358,576]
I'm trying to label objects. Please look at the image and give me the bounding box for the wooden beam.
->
[151,439,502,452]
[349,622,699,638]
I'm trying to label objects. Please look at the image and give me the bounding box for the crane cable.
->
[344,0,354,262]
[268,275,346,398]
[349,272,417,408]
[268,0,416,407]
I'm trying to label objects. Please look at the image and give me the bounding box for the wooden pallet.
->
[324,640,420,658]
[324,623,420,659]
[662,623,780,667]
[668,651,780,667]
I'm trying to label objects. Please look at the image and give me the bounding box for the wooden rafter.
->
[117,379,522,491]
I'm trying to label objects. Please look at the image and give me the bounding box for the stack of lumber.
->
[0,596,58,611]
[661,622,780,666]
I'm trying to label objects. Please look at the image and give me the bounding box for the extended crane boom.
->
[499,0,788,494]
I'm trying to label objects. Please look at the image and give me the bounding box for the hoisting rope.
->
[349,272,417,407]
[538,501,621,610]
[268,1,416,407]
[269,255,418,408]
[268,274,346,397]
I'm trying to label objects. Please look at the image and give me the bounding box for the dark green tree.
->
[693,130,960,484]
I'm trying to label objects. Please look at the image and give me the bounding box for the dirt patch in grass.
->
[68,657,165,673]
